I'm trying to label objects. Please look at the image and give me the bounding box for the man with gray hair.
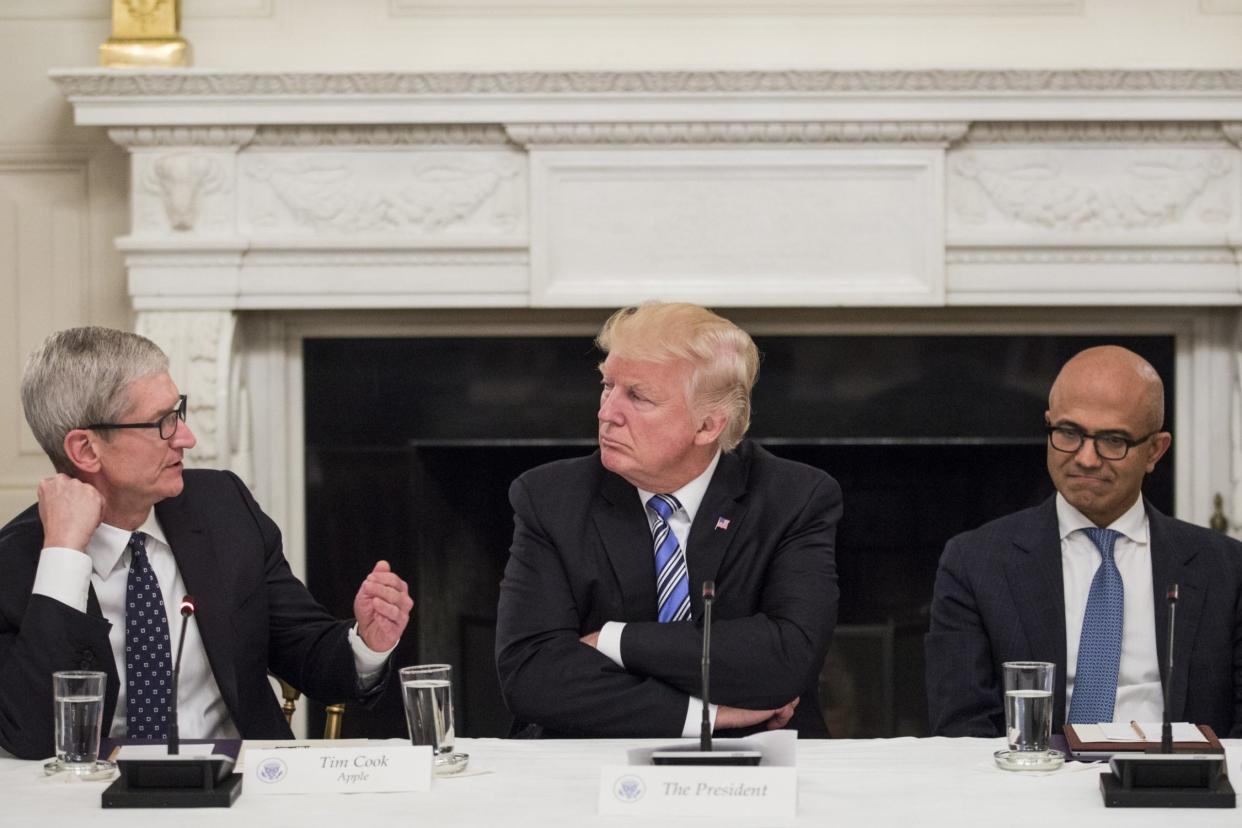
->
[0,327,414,759]
[496,303,841,738]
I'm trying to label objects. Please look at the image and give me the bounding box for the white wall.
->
[2,0,1241,514]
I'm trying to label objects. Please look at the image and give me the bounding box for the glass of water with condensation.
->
[400,664,467,774]
[994,661,1063,771]
[44,671,111,777]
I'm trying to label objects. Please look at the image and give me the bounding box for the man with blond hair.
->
[0,327,413,759]
[496,303,841,738]
[927,345,1242,738]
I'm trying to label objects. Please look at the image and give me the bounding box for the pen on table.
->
[1130,720,1148,740]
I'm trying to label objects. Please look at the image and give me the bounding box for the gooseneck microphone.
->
[649,580,761,765]
[700,580,715,752]
[1160,584,1178,754]
[167,595,195,756]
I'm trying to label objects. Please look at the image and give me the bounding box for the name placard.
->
[599,765,797,819]
[598,730,797,819]
[245,745,432,795]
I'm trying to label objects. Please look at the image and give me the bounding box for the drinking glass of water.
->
[400,664,467,774]
[994,661,1062,771]
[44,670,112,777]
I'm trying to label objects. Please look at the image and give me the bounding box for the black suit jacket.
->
[495,441,842,738]
[926,496,1242,738]
[0,469,376,759]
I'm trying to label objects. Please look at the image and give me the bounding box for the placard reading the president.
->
[598,731,797,819]
[599,765,796,818]
[246,745,432,795]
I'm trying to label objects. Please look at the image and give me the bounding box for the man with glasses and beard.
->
[0,327,413,759]
[926,345,1242,738]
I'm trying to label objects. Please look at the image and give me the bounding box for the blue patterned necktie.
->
[647,494,692,623]
[1067,527,1125,724]
[125,532,173,739]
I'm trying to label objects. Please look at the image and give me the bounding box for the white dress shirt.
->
[1058,493,1163,724]
[31,512,391,739]
[596,450,722,737]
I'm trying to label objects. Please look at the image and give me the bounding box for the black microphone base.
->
[102,758,241,808]
[1100,756,1235,808]
[650,749,762,766]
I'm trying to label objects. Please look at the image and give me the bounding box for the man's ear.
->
[693,410,729,447]
[1144,431,1172,473]
[63,429,102,475]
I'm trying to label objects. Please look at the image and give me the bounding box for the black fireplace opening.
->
[303,334,1174,739]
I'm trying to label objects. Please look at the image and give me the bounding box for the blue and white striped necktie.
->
[647,494,692,623]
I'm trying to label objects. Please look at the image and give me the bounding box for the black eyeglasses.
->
[81,395,187,440]
[1045,424,1156,461]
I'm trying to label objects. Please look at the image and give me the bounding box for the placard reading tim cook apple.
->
[246,745,433,795]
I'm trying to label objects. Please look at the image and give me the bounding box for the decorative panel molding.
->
[252,125,512,147]
[947,147,1237,240]
[530,148,944,306]
[965,122,1229,144]
[51,69,1242,99]
[390,0,1081,15]
[0,152,91,486]
[507,121,969,146]
[239,150,527,240]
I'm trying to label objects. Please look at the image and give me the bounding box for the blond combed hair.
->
[21,326,168,474]
[595,303,759,452]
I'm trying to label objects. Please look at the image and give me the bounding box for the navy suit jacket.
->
[926,496,1242,738]
[495,441,842,738]
[0,469,376,759]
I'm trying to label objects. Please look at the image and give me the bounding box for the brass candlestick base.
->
[100,37,189,68]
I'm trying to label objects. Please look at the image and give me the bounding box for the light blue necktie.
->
[647,494,691,623]
[125,532,173,739]
[1067,527,1124,724]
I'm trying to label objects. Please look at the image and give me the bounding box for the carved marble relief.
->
[240,152,525,238]
[134,151,235,235]
[135,310,240,471]
[948,147,1235,236]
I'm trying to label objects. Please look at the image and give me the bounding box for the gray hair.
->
[21,327,168,474]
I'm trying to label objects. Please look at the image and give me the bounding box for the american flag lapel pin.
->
[715,516,730,531]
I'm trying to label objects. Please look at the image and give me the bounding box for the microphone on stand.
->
[650,580,761,766]
[700,581,714,752]
[167,595,196,756]
[1160,585,1177,755]
[103,595,243,808]
[1102,582,1233,807]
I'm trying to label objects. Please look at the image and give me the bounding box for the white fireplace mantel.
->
[49,68,1242,560]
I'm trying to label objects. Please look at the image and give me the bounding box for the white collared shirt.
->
[31,512,391,739]
[1058,493,1163,724]
[596,449,722,737]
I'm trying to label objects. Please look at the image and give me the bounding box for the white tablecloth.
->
[3,737,1238,827]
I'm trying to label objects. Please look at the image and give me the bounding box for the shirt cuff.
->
[348,623,394,689]
[32,547,93,613]
[596,621,626,668]
[681,697,719,738]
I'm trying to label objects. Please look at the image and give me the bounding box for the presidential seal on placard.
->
[613,774,646,802]
[256,757,288,783]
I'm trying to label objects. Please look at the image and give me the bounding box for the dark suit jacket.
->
[495,440,842,738]
[0,469,376,759]
[926,496,1242,738]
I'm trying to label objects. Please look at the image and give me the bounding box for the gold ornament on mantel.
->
[100,0,191,68]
